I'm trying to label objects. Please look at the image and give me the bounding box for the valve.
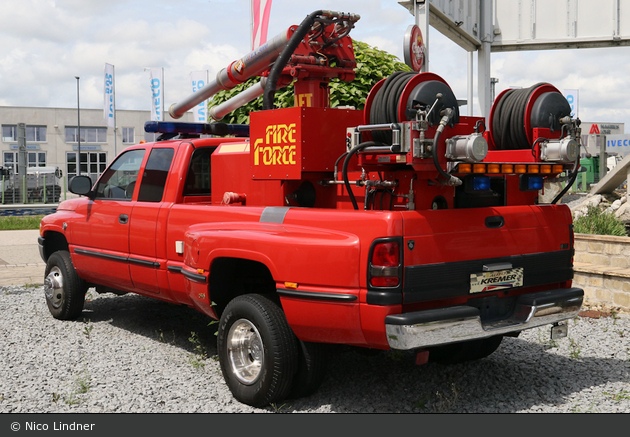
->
[223,192,247,205]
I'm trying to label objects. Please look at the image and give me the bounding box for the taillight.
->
[369,240,402,288]
[373,242,399,266]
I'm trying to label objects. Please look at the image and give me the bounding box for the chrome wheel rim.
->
[227,319,264,385]
[44,266,64,309]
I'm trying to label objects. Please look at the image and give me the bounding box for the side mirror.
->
[69,175,93,196]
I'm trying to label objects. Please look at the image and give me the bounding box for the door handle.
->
[119,214,129,224]
[485,216,504,228]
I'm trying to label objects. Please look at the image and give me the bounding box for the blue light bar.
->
[527,176,544,190]
[144,121,249,137]
[472,176,491,191]
[519,175,544,191]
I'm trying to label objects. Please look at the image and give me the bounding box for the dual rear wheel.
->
[217,294,327,407]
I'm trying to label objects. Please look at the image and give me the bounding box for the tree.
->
[207,40,411,125]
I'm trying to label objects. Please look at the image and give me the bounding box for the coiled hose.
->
[491,82,548,150]
[369,71,417,144]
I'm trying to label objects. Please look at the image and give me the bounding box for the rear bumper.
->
[385,287,583,350]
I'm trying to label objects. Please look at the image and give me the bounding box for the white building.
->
[1,106,193,184]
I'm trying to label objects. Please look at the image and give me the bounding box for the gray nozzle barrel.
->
[209,78,267,121]
[169,29,290,119]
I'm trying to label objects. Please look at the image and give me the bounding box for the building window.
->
[3,151,46,173]
[2,125,17,142]
[26,126,47,142]
[122,127,134,144]
[66,151,107,184]
[65,127,107,143]
[2,125,46,142]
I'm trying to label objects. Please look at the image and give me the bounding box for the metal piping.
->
[169,30,290,119]
[209,78,267,121]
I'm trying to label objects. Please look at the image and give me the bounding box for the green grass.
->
[573,206,627,236]
[0,215,43,230]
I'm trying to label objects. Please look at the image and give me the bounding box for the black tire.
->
[429,335,503,365]
[217,294,298,408]
[44,251,88,320]
[289,340,327,399]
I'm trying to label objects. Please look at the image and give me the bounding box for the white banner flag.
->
[149,68,164,121]
[563,89,579,118]
[103,63,115,128]
[190,70,209,123]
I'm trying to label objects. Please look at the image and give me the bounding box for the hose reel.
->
[365,71,460,145]
[489,83,573,151]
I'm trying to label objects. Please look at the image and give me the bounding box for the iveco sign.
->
[606,134,630,152]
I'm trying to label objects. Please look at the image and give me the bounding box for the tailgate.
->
[401,205,574,304]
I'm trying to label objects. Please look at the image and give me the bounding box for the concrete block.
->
[596,288,613,302]
[591,254,611,266]
[588,275,604,287]
[574,253,593,264]
[604,278,622,291]
[588,242,604,254]
[574,241,588,252]
[613,291,630,309]
[604,243,623,255]
[583,287,596,300]
[611,256,629,268]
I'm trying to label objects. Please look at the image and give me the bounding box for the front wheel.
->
[217,294,298,408]
[44,251,88,320]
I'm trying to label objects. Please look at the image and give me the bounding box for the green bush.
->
[573,206,627,236]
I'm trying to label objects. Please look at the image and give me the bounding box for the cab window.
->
[137,148,174,202]
[94,149,145,200]
[183,147,215,196]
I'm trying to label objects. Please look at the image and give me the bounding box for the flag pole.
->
[113,65,117,156]
[250,0,254,51]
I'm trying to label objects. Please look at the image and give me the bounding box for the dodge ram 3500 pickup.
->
[39,10,583,407]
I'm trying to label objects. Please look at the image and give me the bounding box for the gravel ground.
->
[1,285,630,414]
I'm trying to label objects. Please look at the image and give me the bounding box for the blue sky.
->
[1,0,630,126]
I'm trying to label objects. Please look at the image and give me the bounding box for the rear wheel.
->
[217,294,298,407]
[428,336,503,365]
[289,340,327,399]
[44,251,88,320]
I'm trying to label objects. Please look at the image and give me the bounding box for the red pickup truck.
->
[38,11,583,407]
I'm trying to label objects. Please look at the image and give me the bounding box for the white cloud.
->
[0,0,629,127]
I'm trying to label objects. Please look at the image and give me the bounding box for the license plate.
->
[469,268,524,294]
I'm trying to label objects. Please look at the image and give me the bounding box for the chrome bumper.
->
[385,288,583,350]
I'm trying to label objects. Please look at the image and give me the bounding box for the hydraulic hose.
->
[342,141,384,210]
[551,157,580,205]
[432,109,461,186]
[263,10,324,110]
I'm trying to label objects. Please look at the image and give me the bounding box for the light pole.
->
[75,76,81,176]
